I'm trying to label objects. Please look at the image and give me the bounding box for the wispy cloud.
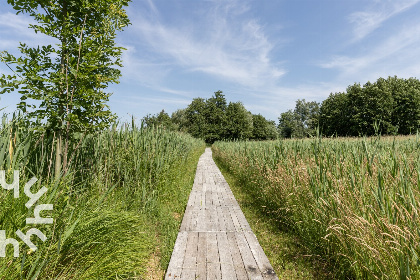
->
[349,0,420,41]
[126,0,285,90]
[0,12,58,51]
[320,21,420,81]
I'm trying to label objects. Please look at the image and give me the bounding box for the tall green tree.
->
[204,91,227,143]
[278,99,320,138]
[0,0,130,175]
[185,97,207,139]
[319,76,420,136]
[388,77,420,134]
[319,92,350,136]
[252,114,278,140]
[143,109,174,130]
[171,108,188,132]
[225,102,252,141]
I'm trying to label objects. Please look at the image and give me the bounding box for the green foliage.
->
[320,76,420,136]
[251,114,278,140]
[278,99,320,138]
[213,135,420,280]
[0,0,130,134]
[225,101,253,140]
[150,91,278,143]
[202,90,227,143]
[171,108,188,132]
[143,109,175,130]
[0,114,205,279]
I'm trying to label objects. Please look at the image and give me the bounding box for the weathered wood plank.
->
[196,232,207,280]
[216,207,226,231]
[167,148,277,279]
[179,206,192,231]
[206,232,221,279]
[166,231,188,279]
[233,207,252,232]
[217,232,237,279]
[222,206,236,232]
[181,232,198,279]
[226,232,248,279]
[205,207,218,232]
[244,231,279,279]
[236,232,264,280]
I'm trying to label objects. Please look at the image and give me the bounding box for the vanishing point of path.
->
[165,148,279,280]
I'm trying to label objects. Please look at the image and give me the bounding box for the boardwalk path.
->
[165,148,279,280]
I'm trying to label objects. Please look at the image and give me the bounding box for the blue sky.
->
[1,0,420,122]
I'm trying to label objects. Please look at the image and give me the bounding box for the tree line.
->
[279,76,420,138]
[143,91,278,143]
[148,76,420,142]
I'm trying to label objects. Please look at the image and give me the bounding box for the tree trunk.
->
[55,130,62,178]
[55,0,68,178]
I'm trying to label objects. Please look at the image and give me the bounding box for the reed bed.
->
[213,135,420,280]
[0,114,205,279]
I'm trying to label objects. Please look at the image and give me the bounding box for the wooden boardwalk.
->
[165,148,278,280]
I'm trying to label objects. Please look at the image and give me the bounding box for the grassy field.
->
[213,135,420,280]
[0,115,205,279]
[214,159,336,279]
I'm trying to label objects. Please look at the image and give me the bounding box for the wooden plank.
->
[235,232,264,280]
[187,191,197,206]
[222,207,236,232]
[229,206,243,232]
[189,208,200,232]
[179,206,192,232]
[167,147,278,280]
[216,207,226,231]
[196,207,206,232]
[206,232,222,279]
[166,231,188,279]
[233,207,252,232]
[196,232,207,280]
[217,232,237,279]
[205,190,212,207]
[181,232,198,279]
[226,232,248,279]
[244,231,279,279]
[205,207,218,232]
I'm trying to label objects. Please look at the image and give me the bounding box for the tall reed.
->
[213,136,420,280]
[0,114,204,279]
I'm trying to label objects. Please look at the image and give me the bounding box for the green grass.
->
[213,135,420,280]
[214,155,336,280]
[0,115,205,279]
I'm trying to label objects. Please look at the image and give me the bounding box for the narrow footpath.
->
[165,148,279,280]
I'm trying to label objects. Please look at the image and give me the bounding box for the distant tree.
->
[347,80,394,135]
[319,76,420,136]
[278,110,296,138]
[278,99,320,138]
[185,97,207,139]
[319,92,350,136]
[204,91,227,143]
[388,77,420,134]
[171,108,188,132]
[143,110,174,130]
[225,102,253,140]
[252,114,278,140]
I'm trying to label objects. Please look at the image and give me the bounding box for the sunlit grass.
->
[0,114,205,279]
[213,135,420,280]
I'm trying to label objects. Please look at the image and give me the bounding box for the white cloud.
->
[0,12,58,52]
[320,21,420,83]
[349,0,420,41]
[126,0,285,90]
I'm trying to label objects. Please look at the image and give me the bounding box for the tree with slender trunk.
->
[0,0,131,177]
